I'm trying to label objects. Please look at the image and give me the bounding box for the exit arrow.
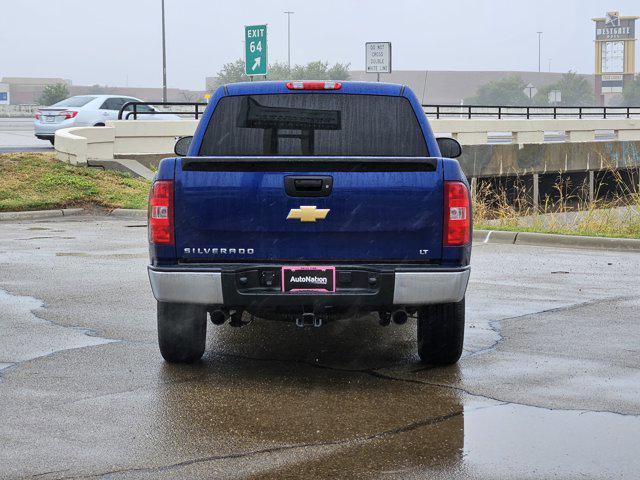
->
[251,57,261,71]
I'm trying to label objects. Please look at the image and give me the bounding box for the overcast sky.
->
[1,0,638,90]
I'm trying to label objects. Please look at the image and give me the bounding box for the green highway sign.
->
[245,24,268,76]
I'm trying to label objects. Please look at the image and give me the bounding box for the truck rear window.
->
[199,94,428,157]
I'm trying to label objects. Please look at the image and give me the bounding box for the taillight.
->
[35,111,41,120]
[286,81,342,90]
[444,181,470,246]
[62,110,78,119]
[149,180,174,245]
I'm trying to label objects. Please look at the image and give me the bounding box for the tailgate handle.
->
[285,175,333,197]
[295,179,322,191]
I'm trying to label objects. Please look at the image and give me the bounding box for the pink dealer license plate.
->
[281,266,336,293]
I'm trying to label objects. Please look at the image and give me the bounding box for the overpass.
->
[53,107,640,207]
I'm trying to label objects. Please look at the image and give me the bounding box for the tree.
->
[37,83,69,106]
[264,61,291,80]
[620,75,640,106]
[327,62,350,80]
[210,59,248,89]
[464,75,530,106]
[208,59,351,89]
[534,71,594,106]
[290,61,350,80]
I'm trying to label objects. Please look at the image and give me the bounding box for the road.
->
[0,118,53,153]
[0,215,639,479]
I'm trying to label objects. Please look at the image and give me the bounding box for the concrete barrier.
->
[55,126,115,165]
[110,120,198,156]
[55,120,197,166]
[430,118,640,145]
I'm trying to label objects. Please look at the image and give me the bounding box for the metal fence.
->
[118,101,208,120]
[422,104,640,120]
[116,101,640,121]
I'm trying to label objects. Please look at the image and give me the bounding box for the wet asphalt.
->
[0,118,53,153]
[0,215,639,479]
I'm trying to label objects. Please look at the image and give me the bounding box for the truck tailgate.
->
[174,157,443,263]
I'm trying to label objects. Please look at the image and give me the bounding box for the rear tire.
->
[157,302,207,363]
[417,298,465,366]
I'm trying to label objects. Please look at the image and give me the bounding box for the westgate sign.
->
[595,12,635,40]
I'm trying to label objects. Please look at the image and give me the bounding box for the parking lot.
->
[1,215,639,479]
[0,118,53,153]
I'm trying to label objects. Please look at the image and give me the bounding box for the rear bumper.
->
[148,264,470,308]
[33,119,76,136]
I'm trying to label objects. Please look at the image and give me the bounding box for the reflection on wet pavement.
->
[0,288,114,370]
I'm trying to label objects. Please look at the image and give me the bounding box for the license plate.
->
[281,266,336,293]
[45,116,55,123]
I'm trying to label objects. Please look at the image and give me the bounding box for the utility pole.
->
[537,31,542,73]
[284,11,294,73]
[548,58,552,72]
[161,0,167,102]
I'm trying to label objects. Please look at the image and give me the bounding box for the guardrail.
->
[117,101,640,122]
[118,101,207,120]
[423,104,640,119]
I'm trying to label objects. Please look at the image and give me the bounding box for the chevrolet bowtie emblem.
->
[287,206,330,222]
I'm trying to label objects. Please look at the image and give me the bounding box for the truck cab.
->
[147,81,471,365]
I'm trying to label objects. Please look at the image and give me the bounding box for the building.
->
[0,82,9,105]
[0,77,204,105]
[205,70,592,105]
[1,77,71,105]
[348,70,594,104]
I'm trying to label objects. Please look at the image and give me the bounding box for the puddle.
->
[0,289,115,370]
[458,402,640,479]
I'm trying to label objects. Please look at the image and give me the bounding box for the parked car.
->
[34,94,181,144]
[147,81,471,365]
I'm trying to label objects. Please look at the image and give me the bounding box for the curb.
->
[474,229,640,252]
[0,208,147,222]
[0,208,84,222]
[109,209,147,219]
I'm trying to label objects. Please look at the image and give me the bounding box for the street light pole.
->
[284,11,294,73]
[161,0,167,102]
[536,31,542,73]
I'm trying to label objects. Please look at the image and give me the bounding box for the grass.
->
[0,153,150,212]
[473,171,640,239]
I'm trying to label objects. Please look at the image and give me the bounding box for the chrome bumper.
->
[148,266,470,306]
[392,269,470,305]
[148,268,224,305]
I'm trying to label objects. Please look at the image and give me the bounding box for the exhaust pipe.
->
[391,309,408,325]
[379,311,391,327]
[229,310,247,328]
[209,309,227,326]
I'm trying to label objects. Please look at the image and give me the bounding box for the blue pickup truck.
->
[147,81,471,365]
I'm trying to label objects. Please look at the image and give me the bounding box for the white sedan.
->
[34,95,181,144]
